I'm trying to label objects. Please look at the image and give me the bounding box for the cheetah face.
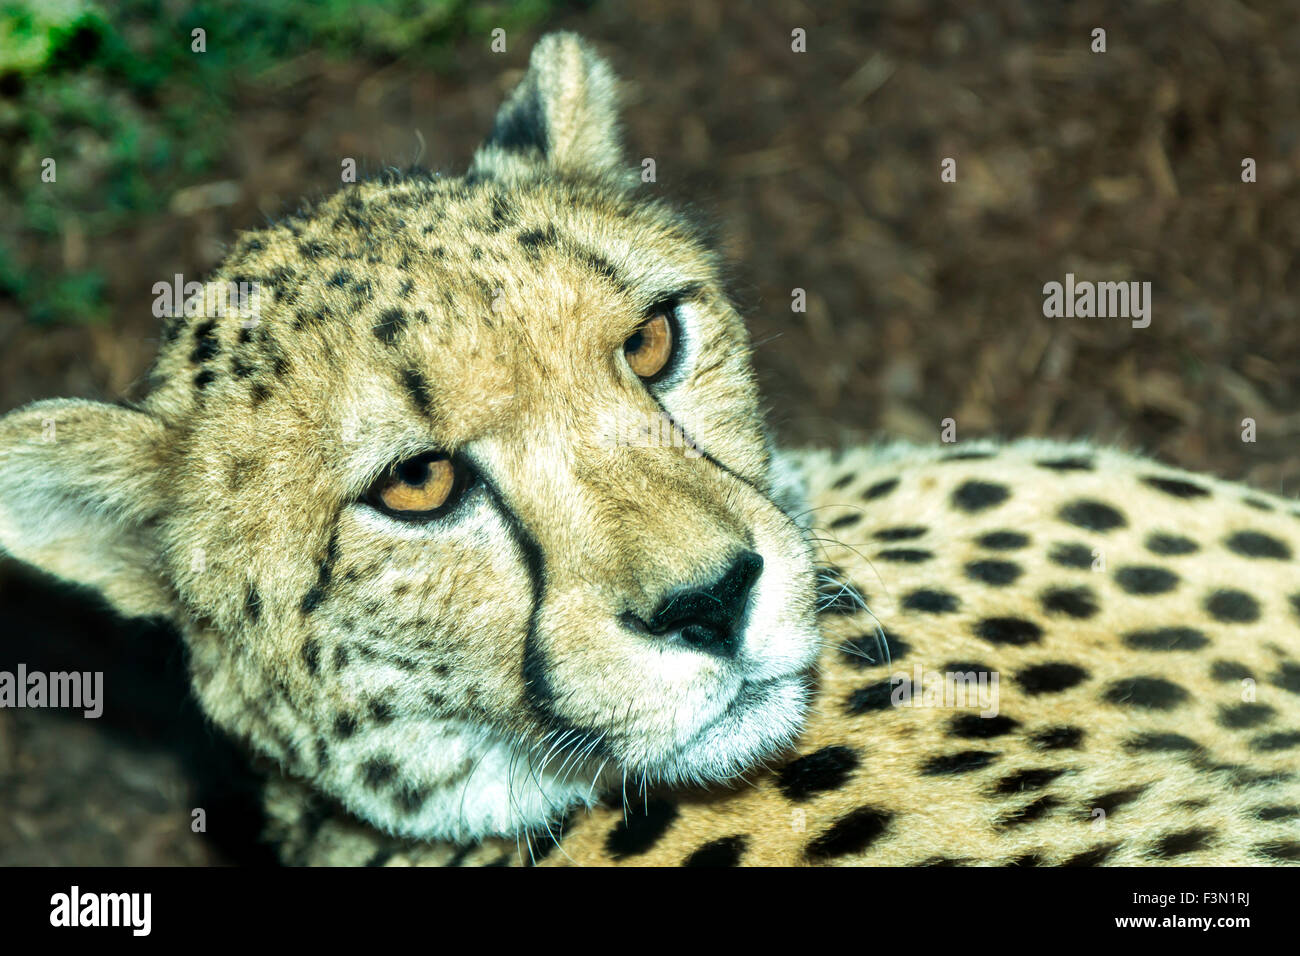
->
[0,34,820,841]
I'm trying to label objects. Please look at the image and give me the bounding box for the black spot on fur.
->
[487,193,512,230]
[878,548,933,563]
[902,588,959,613]
[193,368,216,390]
[1226,530,1292,560]
[1143,475,1211,498]
[1210,659,1254,682]
[301,585,327,615]
[190,319,220,364]
[1218,702,1275,729]
[333,645,349,671]
[245,586,260,621]
[965,559,1022,586]
[1256,842,1300,861]
[1036,456,1094,471]
[874,526,927,541]
[605,799,678,859]
[328,269,353,288]
[1115,565,1179,595]
[829,514,860,530]
[1146,532,1199,555]
[333,713,358,739]
[1031,726,1084,749]
[1252,731,1300,752]
[1103,676,1189,710]
[683,836,747,867]
[1041,585,1099,618]
[998,796,1060,828]
[301,638,320,675]
[840,631,910,667]
[846,680,895,714]
[921,751,999,775]
[1058,499,1127,532]
[1062,844,1117,866]
[1019,662,1089,694]
[942,450,994,461]
[1255,806,1300,821]
[804,807,893,860]
[368,698,395,724]
[1126,732,1201,752]
[949,714,1021,739]
[574,248,626,289]
[394,784,429,815]
[401,367,434,417]
[1049,542,1096,569]
[1273,662,1300,694]
[952,480,1010,512]
[995,768,1066,793]
[517,225,558,253]
[372,308,407,344]
[1123,627,1210,651]
[862,478,898,500]
[816,567,867,615]
[777,746,860,801]
[1091,786,1146,815]
[1152,828,1213,858]
[977,531,1028,550]
[1244,497,1274,511]
[975,617,1043,646]
[361,757,395,789]
[1204,588,1260,623]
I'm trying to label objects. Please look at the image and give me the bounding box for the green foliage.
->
[0,0,573,324]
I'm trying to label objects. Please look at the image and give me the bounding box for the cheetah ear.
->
[0,398,175,620]
[470,32,626,180]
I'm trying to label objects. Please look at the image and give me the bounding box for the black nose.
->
[643,551,764,658]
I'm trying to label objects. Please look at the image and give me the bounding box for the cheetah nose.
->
[641,551,764,659]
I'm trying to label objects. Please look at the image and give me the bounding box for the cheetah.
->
[0,33,1296,867]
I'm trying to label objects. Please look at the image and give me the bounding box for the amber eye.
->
[623,311,675,381]
[366,452,467,519]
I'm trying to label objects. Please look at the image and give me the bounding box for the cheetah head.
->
[0,33,820,841]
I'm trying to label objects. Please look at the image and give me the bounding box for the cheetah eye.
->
[623,308,676,382]
[366,452,470,520]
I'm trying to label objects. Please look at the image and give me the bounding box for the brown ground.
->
[2,0,1298,864]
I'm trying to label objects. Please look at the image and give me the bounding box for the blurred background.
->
[1,0,1297,864]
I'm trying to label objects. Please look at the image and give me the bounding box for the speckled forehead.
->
[148,172,720,460]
